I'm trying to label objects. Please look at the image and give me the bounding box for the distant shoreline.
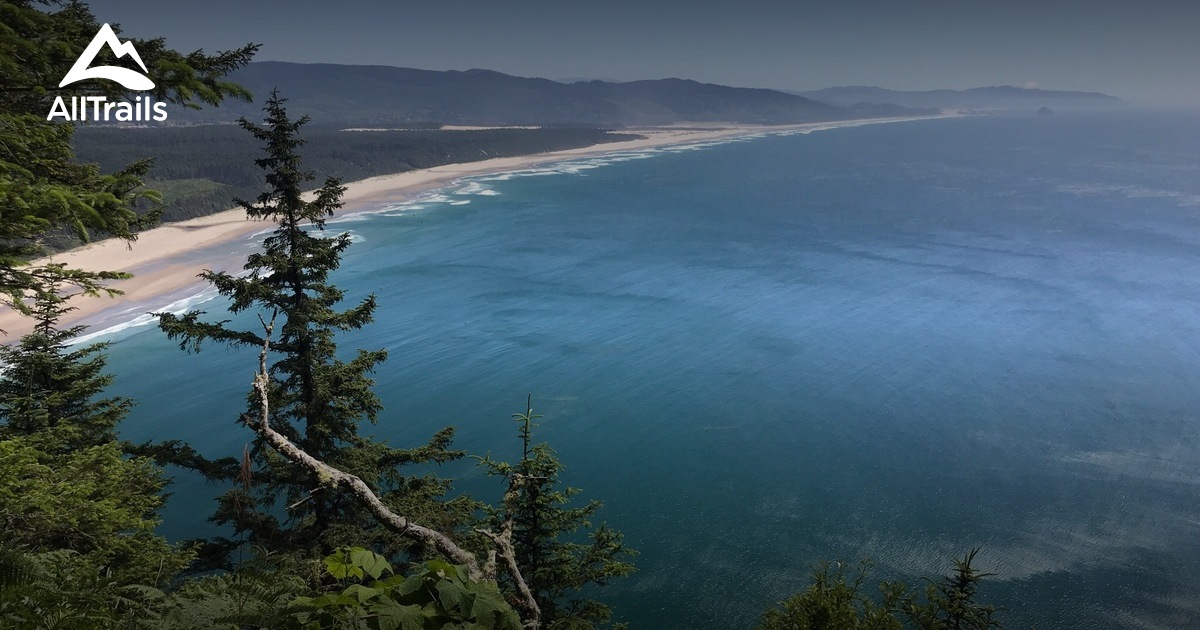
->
[1,115,948,339]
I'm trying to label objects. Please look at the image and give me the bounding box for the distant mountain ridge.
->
[174,62,935,127]
[797,85,1126,111]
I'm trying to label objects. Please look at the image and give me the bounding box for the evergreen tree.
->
[759,551,1002,630]
[903,549,1001,630]
[0,0,258,311]
[156,92,471,568]
[0,271,192,623]
[479,397,637,628]
[0,264,130,452]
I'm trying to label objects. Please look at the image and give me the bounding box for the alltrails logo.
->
[47,23,167,122]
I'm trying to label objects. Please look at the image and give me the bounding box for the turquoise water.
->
[102,113,1200,628]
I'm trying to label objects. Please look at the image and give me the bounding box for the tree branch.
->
[246,313,478,573]
[476,474,543,628]
[244,313,542,628]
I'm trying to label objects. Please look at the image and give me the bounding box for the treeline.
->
[73,125,637,224]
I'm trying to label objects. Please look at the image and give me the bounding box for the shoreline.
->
[1,115,947,339]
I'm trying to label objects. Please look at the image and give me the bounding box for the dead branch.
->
[475,474,543,626]
[246,312,542,629]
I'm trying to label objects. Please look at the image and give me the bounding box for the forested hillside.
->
[73,125,635,224]
[797,85,1126,111]
[165,62,934,126]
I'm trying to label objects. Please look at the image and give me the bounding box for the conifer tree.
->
[479,397,636,627]
[0,269,192,620]
[0,264,130,451]
[156,92,470,566]
[759,551,1002,630]
[0,0,258,311]
[0,0,257,622]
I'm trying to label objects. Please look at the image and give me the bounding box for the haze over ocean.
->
[102,113,1200,628]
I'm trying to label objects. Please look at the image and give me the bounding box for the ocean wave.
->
[330,122,890,224]
[329,213,373,223]
[67,286,223,346]
[478,152,660,181]
[453,181,499,196]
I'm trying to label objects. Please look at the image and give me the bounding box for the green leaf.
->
[371,597,425,630]
[350,548,392,580]
[394,574,425,600]
[425,559,455,579]
[343,583,381,604]
[436,579,471,616]
[324,550,363,581]
[469,592,511,628]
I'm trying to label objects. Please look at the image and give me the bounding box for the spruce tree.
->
[0,0,258,622]
[156,92,470,567]
[480,397,636,627]
[0,269,192,620]
[759,551,1002,630]
[0,0,258,310]
[0,265,131,452]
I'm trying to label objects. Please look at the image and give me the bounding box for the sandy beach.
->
[0,116,941,339]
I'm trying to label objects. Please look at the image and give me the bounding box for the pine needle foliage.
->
[0,276,192,625]
[760,550,1002,630]
[478,397,636,628]
[0,0,257,312]
[0,264,130,452]
[153,93,471,568]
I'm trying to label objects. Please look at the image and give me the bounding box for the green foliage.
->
[0,439,187,580]
[0,547,178,628]
[156,560,308,629]
[287,548,522,630]
[900,549,1001,630]
[759,551,1002,630]
[0,546,39,590]
[0,280,192,602]
[759,561,905,630]
[0,273,191,627]
[0,0,256,310]
[71,125,636,225]
[151,93,470,567]
[0,265,130,451]
[478,398,636,627]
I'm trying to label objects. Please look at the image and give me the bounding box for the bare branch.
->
[286,487,324,511]
[245,313,483,577]
[242,316,543,628]
[476,472,543,628]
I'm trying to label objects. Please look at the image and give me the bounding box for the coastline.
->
[1,115,945,339]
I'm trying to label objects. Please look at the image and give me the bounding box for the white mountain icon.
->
[59,23,155,91]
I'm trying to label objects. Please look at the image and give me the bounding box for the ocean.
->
[98,112,1200,628]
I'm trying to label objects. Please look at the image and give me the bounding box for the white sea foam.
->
[453,181,498,196]
[70,120,882,348]
[477,151,667,181]
[329,213,373,223]
[66,285,223,346]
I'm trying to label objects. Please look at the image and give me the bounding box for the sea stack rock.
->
[1037,106,1054,115]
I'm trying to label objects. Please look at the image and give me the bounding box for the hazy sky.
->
[85,0,1200,106]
